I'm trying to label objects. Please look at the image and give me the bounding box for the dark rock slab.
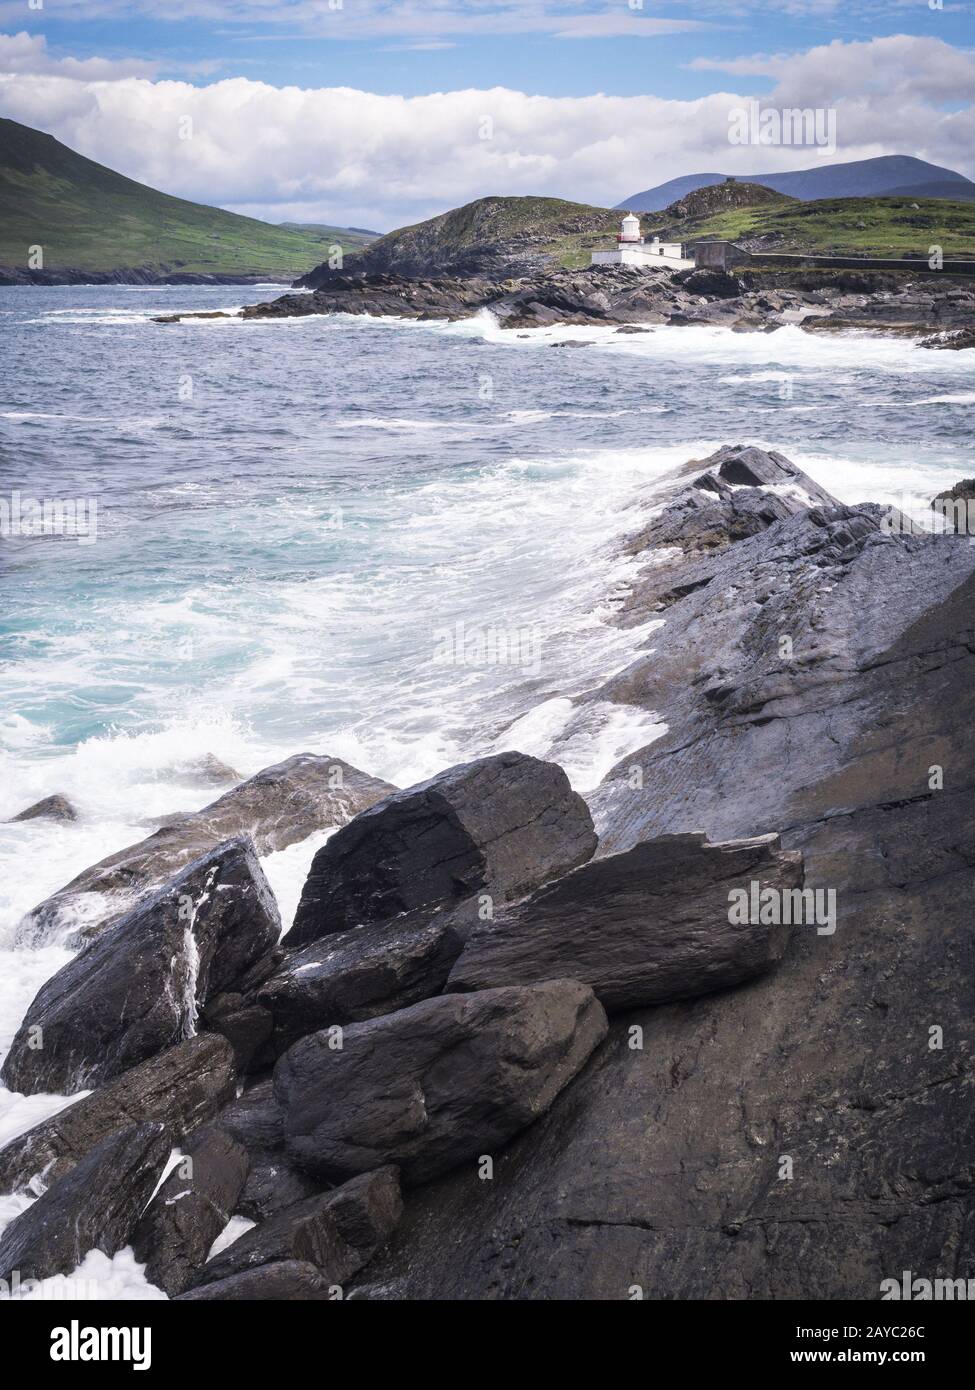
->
[19,752,395,946]
[207,1079,320,1219]
[0,1124,170,1284]
[258,905,469,1056]
[192,1167,402,1289]
[238,1156,320,1222]
[0,1034,236,1195]
[275,981,608,1185]
[176,1259,337,1300]
[133,1127,250,1296]
[199,992,274,1072]
[448,832,802,1011]
[8,794,77,824]
[1,838,279,1095]
[289,751,596,947]
[212,1079,284,1153]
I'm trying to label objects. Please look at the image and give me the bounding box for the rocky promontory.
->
[232,264,975,338]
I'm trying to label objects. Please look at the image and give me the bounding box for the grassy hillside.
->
[278,222,380,248]
[341,196,623,278]
[0,118,366,280]
[649,193,975,257]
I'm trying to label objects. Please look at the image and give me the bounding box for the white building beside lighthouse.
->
[591,213,692,270]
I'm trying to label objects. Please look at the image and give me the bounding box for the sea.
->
[1,282,973,1296]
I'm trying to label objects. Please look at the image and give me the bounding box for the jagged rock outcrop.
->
[351,446,975,1300]
[133,1127,250,1296]
[448,832,802,1011]
[0,1034,236,1195]
[289,751,596,947]
[2,839,280,1095]
[18,752,394,946]
[190,1167,402,1290]
[0,1124,170,1284]
[275,981,608,1185]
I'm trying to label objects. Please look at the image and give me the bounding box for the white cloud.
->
[1,31,971,230]
[691,36,975,105]
[0,30,157,79]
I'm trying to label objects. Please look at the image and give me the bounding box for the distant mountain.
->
[0,117,367,284]
[618,156,975,212]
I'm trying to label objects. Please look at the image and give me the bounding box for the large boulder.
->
[275,981,608,1185]
[257,905,469,1057]
[0,1034,236,1194]
[289,751,597,947]
[448,833,802,1011]
[18,752,395,945]
[0,1124,170,1284]
[190,1167,402,1290]
[133,1127,250,1296]
[1,838,280,1095]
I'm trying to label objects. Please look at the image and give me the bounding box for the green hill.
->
[278,222,380,249]
[0,118,367,282]
[301,195,623,283]
[648,191,975,257]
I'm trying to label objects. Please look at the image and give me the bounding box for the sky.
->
[0,1,973,230]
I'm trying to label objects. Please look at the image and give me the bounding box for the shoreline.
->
[140,264,975,342]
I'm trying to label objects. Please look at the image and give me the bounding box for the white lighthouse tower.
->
[618,212,643,245]
[591,212,692,269]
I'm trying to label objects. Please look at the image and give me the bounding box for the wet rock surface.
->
[19,752,394,945]
[0,1034,236,1194]
[275,980,608,1185]
[133,1126,250,1296]
[2,838,280,1095]
[0,1124,170,1285]
[191,1167,403,1290]
[290,751,596,946]
[258,906,469,1056]
[448,832,803,1011]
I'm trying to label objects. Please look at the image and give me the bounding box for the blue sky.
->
[9,1,972,97]
[1,2,973,228]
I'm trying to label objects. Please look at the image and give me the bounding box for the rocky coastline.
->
[1,443,972,1300]
[148,263,975,339]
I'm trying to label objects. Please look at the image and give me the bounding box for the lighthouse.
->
[618,212,644,245]
[591,213,692,269]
